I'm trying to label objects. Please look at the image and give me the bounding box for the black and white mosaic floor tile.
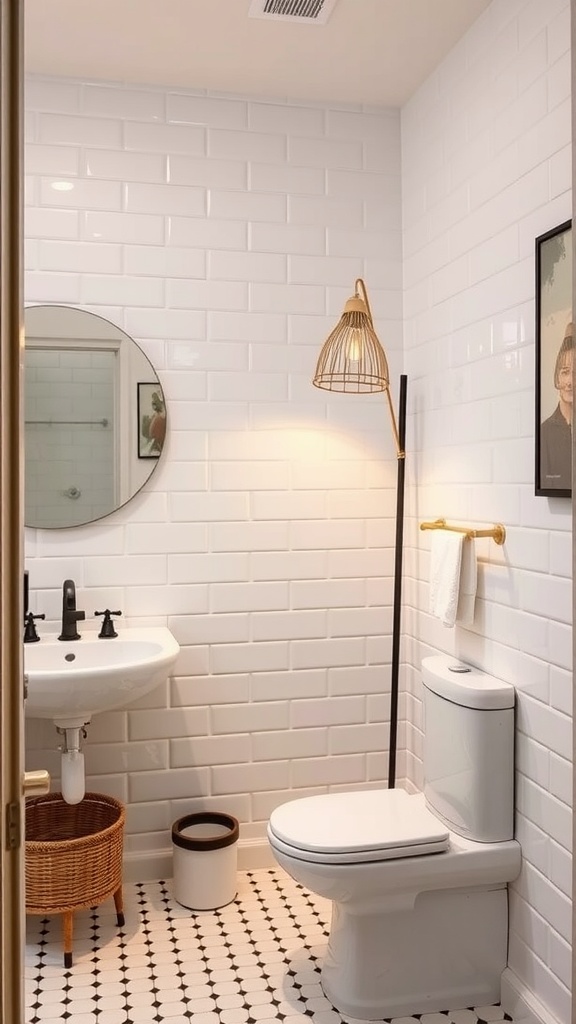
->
[25,867,517,1024]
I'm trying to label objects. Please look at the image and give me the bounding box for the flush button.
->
[448,664,471,673]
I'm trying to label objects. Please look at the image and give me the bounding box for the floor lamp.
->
[312,278,407,788]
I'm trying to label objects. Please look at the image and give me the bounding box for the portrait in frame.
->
[535,219,572,498]
[137,382,166,459]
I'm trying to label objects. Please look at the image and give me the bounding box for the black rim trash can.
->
[172,811,239,910]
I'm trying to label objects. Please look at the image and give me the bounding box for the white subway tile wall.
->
[23,80,403,858]
[401,2,571,1023]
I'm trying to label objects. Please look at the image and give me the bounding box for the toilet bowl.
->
[267,656,522,1020]
[268,789,520,1019]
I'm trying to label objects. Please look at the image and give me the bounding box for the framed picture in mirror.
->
[535,219,572,498]
[138,382,166,459]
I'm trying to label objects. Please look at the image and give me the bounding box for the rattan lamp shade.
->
[313,289,390,394]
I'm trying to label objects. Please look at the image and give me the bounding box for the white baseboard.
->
[123,837,275,884]
[236,839,276,871]
[501,968,561,1024]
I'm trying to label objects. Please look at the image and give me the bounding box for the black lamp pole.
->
[387,373,407,789]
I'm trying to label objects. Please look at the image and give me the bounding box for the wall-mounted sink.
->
[24,626,180,728]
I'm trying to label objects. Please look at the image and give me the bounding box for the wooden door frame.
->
[0,0,25,1020]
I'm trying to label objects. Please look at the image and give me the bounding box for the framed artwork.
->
[137,382,166,459]
[535,219,572,497]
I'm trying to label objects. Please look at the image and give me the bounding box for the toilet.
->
[267,655,521,1020]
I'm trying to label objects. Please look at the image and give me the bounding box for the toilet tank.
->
[422,655,515,843]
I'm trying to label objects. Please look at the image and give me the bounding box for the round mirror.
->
[24,305,166,529]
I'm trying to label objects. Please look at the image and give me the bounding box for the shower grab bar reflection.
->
[420,518,506,545]
[25,418,109,427]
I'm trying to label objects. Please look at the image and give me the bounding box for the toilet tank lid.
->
[422,655,515,710]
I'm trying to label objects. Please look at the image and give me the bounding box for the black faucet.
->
[58,579,86,641]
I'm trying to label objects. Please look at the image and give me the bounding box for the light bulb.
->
[346,328,363,363]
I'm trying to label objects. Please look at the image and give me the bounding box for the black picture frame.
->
[535,219,572,498]
[137,382,166,459]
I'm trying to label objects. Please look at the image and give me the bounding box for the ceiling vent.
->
[248,0,339,25]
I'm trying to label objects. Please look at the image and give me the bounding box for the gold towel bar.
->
[420,518,506,545]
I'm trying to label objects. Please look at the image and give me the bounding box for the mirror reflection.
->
[24,305,165,529]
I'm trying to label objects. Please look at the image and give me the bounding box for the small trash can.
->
[172,811,239,910]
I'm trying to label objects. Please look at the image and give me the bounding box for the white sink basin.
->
[24,627,180,727]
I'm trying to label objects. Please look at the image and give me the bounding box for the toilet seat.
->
[268,789,450,864]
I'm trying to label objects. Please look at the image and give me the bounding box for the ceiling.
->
[25,0,491,108]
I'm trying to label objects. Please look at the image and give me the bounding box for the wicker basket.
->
[26,792,125,966]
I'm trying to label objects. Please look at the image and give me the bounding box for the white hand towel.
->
[456,536,477,627]
[428,531,464,628]
[428,531,478,628]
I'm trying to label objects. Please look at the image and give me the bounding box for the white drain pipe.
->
[58,727,86,804]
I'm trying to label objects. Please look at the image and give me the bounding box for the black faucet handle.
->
[24,611,45,644]
[94,609,122,639]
